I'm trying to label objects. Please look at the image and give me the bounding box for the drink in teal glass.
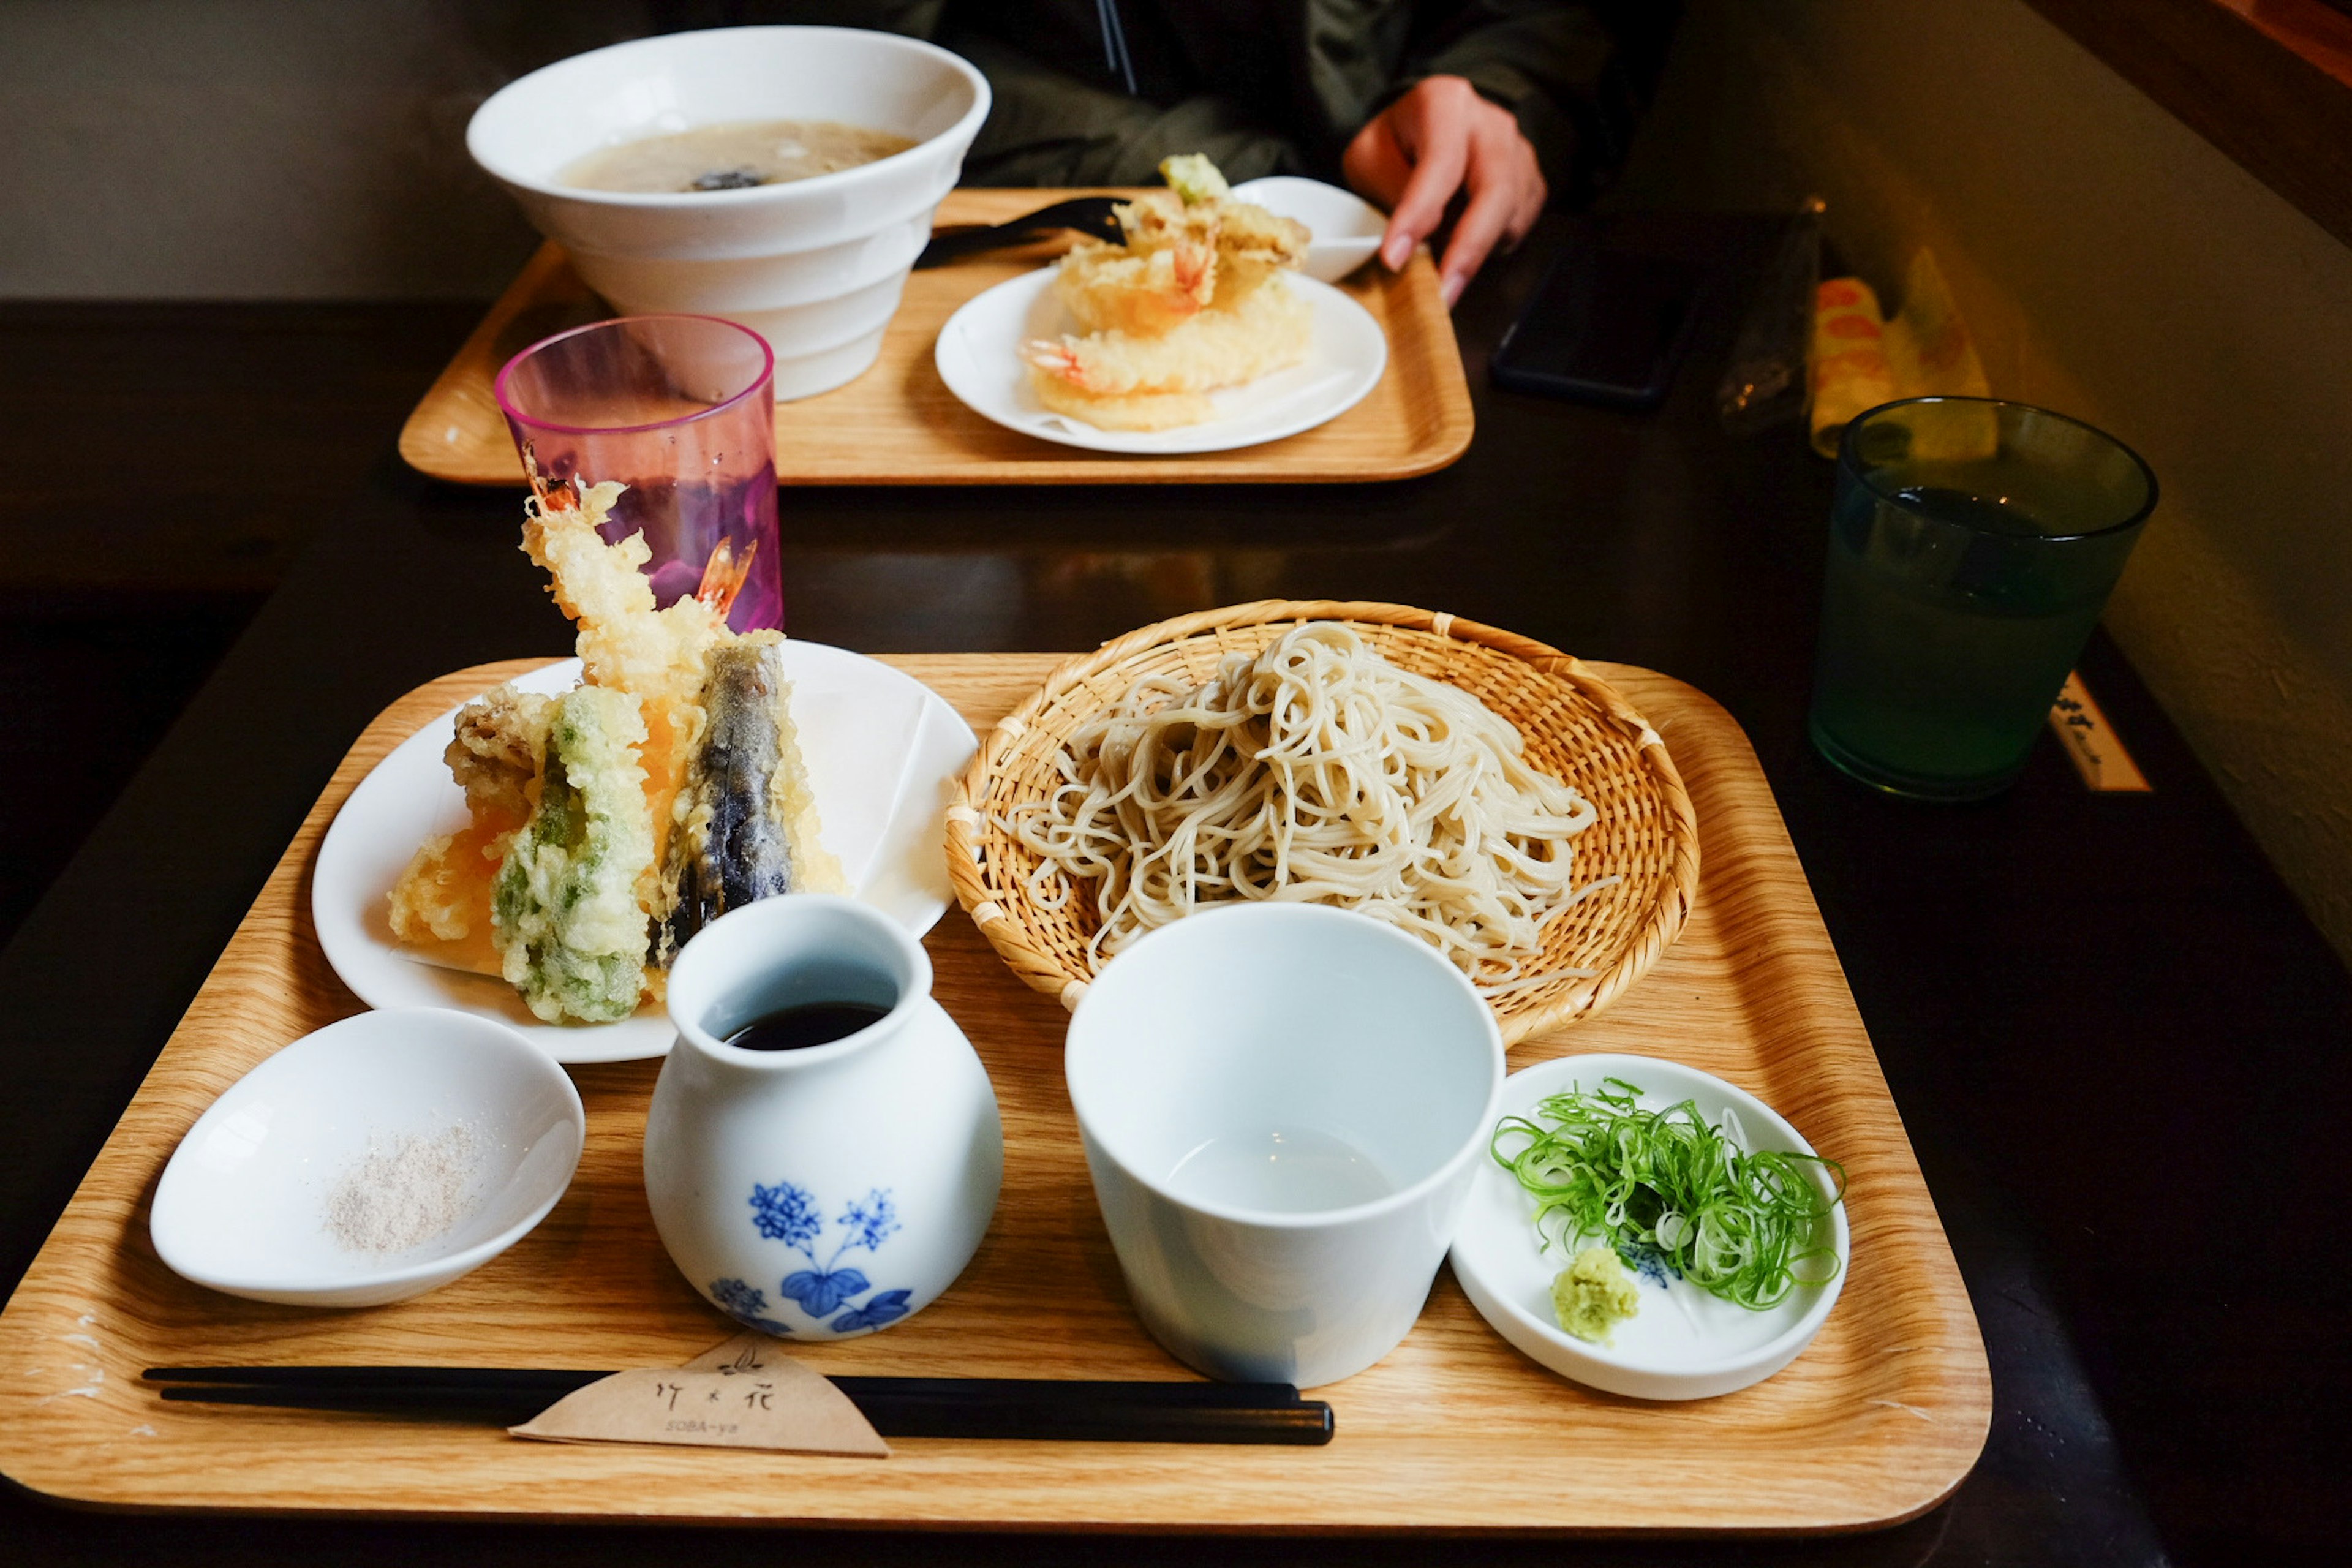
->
[1809,398,2155,800]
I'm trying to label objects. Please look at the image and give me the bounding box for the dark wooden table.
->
[2,217,2345,1566]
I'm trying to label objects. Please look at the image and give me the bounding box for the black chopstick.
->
[149,1366,605,1393]
[145,1366,1303,1406]
[157,1385,579,1425]
[143,1367,1332,1446]
[151,1385,1331,1444]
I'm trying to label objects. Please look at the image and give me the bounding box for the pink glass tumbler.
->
[496,314,783,632]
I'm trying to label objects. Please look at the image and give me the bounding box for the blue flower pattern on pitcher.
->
[782,1265,869,1317]
[829,1288,911,1333]
[748,1180,823,1250]
[706,1276,794,1336]
[735,1180,907,1332]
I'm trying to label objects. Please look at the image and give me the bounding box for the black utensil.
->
[143,1366,1333,1446]
[914,197,1126,269]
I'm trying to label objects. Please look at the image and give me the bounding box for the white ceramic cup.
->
[645,895,1003,1340]
[466,27,990,399]
[1065,904,1505,1387]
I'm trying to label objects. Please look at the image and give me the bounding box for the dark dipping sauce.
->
[723,1001,889,1051]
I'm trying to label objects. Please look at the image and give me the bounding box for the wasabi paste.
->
[1551,1246,1641,1344]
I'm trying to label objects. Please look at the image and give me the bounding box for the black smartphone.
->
[1490,226,1702,410]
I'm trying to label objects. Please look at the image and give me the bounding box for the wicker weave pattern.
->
[946,601,1701,1044]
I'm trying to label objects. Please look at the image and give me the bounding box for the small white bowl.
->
[150,1009,586,1308]
[1067,904,1504,1387]
[1231,176,1387,282]
[467,27,990,398]
[1449,1054,1849,1400]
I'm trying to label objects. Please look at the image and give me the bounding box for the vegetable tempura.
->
[388,475,843,1024]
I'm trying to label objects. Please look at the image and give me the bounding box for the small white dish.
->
[150,1009,586,1308]
[1066,903,1504,1387]
[1230,176,1387,283]
[1449,1053,1849,1401]
[312,642,976,1065]
[933,267,1387,456]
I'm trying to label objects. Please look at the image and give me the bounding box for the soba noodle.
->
[1002,623,1618,994]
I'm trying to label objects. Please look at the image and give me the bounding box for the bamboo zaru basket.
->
[944,601,1702,1044]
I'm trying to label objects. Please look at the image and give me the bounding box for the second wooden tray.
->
[399,190,1474,487]
[0,655,1988,1531]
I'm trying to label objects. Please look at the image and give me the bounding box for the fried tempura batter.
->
[1027,280,1313,401]
[1027,153,1313,431]
[387,687,554,959]
[390,473,842,1024]
[1114,176,1307,311]
[1054,239,1215,337]
[521,479,728,921]
[521,480,726,706]
[448,687,554,821]
[493,684,654,1025]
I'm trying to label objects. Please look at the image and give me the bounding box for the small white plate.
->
[933,267,1387,455]
[312,642,978,1064]
[1449,1053,1849,1401]
[1230,176,1387,283]
[150,1008,585,1308]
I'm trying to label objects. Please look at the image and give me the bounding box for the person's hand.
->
[1342,75,1547,306]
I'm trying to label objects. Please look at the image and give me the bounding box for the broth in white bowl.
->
[562,119,918,194]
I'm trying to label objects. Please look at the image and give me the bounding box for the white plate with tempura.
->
[933,153,1388,453]
[312,481,976,1063]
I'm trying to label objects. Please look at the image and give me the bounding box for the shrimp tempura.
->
[521,478,728,918]
[1026,152,1312,431]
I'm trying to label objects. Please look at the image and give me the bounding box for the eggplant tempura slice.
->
[655,631,845,967]
[492,684,657,1024]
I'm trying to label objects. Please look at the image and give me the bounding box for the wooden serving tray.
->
[0,655,1988,1531]
[399,190,1474,488]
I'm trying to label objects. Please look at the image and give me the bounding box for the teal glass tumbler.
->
[1807,398,2156,801]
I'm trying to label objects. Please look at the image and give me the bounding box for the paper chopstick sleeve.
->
[509,1343,888,1457]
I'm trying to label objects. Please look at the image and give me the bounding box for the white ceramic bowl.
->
[1449,1053,1850,1400]
[150,1009,586,1308]
[467,27,990,398]
[1231,176,1387,283]
[1066,904,1504,1387]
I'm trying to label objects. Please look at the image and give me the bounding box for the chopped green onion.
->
[1491,1077,1846,1311]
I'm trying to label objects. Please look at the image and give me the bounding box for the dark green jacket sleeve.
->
[944,29,1313,188]
[737,1,1677,202]
[1391,1,1679,204]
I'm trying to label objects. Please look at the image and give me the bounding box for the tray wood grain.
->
[398,189,1474,488]
[0,655,1988,1531]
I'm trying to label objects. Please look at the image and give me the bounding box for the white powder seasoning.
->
[323,1123,481,1255]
